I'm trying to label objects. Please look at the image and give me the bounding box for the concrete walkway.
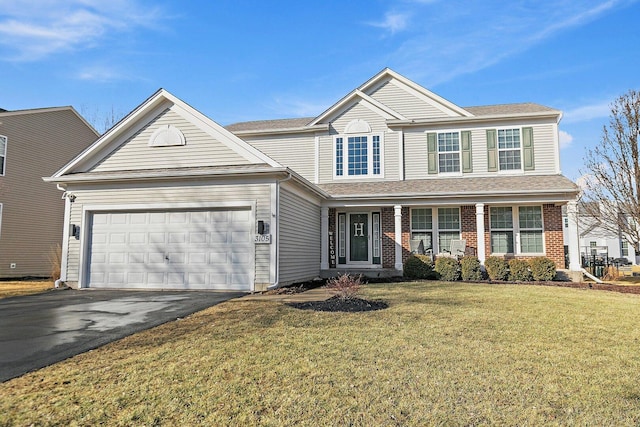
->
[238,286,333,303]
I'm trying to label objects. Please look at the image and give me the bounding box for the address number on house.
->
[254,234,272,244]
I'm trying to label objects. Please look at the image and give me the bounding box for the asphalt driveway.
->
[0,289,243,382]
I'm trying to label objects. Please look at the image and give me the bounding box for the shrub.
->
[326,274,364,300]
[485,256,509,281]
[529,257,557,281]
[460,256,482,281]
[403,255,437,279]
[508,259,532,281]
[434,256,460,281]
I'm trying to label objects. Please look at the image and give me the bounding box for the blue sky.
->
[1,0,639,181]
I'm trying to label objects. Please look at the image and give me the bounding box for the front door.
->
[349,213,369,262]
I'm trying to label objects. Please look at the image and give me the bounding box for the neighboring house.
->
[562,204,637,265]
[46,68,579,291]
[0,107,99,278]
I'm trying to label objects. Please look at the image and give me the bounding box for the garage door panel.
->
[88,209,254,290]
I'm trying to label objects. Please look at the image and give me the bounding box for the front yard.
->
[2,282,640,425]
[0,281,53,299]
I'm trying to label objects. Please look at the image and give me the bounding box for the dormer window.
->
[334,120,383,178]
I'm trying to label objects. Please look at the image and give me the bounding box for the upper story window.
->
[487,127,534,173]
[497,129,521,171]
[427,131,472,175]
[438,132,460,173]
[0,135,6,175]
[334,120,383,179]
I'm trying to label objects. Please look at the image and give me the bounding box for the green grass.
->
[2,282,640,425]
[0,281,53,299]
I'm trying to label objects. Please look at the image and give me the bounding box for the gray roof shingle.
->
[318,175,578,198]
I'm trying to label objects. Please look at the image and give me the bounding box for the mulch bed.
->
[288,296,389,312]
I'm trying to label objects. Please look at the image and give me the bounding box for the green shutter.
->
[522,127,535,171]
[427,132,437,174]
[486,129,497,172]
[461,130,472,173]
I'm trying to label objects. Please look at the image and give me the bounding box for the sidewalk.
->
[239,287,332,303]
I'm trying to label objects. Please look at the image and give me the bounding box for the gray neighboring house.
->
[46,69,580,292]
[0,107,99,278]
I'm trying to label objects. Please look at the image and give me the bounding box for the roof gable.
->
[53,89,280,177]
[308,68,472,126]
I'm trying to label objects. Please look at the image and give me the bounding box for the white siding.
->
[278,186,321,284]
[368,80,451,119]
[245,133,315,182]
[93,108,251,172]
[64,181,272,286]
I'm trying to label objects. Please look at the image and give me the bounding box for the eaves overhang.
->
[386,110,562,128]
[231,123,329,137]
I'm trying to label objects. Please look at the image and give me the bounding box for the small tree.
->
[326,274,363,300]
[581,89,640,254]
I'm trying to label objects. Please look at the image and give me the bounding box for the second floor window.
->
[498,129,521,171]
[335,135,382,178]
[0,135,6,175]
[438,132,460,173]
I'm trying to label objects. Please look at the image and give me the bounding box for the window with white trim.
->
[335,134,383,178]
[0,135,6,175]
[622,240,629,257]
[410,208,433,251]
[490,206,544,254]
[438,132,460,173]
[498,129,521,171]
[438,207,460,252]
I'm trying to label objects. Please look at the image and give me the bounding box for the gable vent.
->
[344,119,371,134]
[149,124,186,147]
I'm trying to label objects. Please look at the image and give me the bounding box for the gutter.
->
[386,111,562,127]
[268,172,294,290]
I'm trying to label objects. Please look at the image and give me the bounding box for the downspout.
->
[268,172,293,289]
[56,184,70,288]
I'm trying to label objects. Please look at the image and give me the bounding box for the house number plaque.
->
[254,234,271,244]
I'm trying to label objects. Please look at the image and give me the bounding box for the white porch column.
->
[475,203,486,264]
[567,200,581,271]
[320,207,329,270]
[394,205,403,271]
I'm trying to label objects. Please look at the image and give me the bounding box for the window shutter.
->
[427,132,437,174]
[461,131,472,173]
[522,127,535,171]
[486,129,497,172]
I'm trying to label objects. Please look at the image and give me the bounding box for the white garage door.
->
[87,208,254,290]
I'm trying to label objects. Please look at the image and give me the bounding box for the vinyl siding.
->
[318,102,398,183]
[63,181,272,286]
[244,133,315,182]
[368,80,453,119]
[403,121,559,180]
[0,109,97,277]
[92,108,252,172]
[278,185,321,284]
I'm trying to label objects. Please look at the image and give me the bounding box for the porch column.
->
[320,207,329,270]
[394,205,403,271]
[567,200,581,271]
[475,203,486,264]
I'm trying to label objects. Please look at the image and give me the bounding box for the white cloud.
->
[382,0,632,86]
[0,1,167,61]
[367,12,410,34]
[562,101,612,124]
[559,130,574,149]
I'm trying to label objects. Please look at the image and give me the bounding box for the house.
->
[46,69,580,291]
[563,203,637,265]
[0,107,99,278]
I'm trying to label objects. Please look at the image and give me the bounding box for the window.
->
[590,241,597,255]
[411,208,433,250]
[497,129,521,171]
[622,240,629,257]
[489,206,544,254]
[0,135,6,175]
[335,135,382,178]
[490,207,514,253]
[438,132,460,173]
[438,208,460,252]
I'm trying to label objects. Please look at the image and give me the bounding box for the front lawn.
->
[2,282,640,425]
[0,281,53,299]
